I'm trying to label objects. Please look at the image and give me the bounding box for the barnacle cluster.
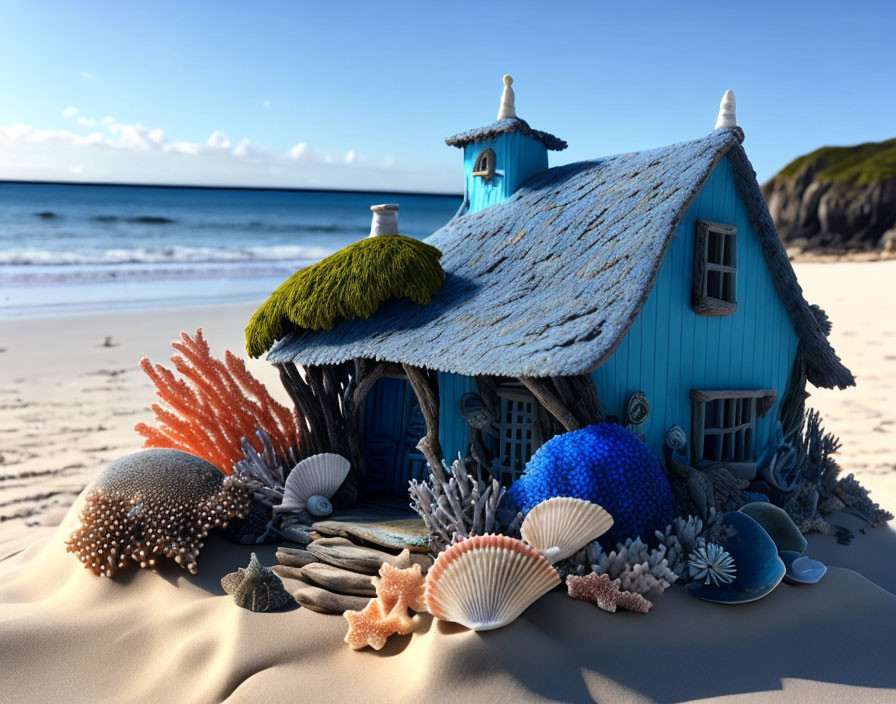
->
[507,423,675,545]
[66,449,250,578]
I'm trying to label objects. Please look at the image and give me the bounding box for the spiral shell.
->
[425,534,560,631]
[306,494,333,518]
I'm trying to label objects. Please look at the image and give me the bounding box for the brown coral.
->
[566,572,653,614]
[135,328,300,474]
[66,449,249,577]
[343,562,426,650]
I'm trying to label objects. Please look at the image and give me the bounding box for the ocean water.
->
[0,182,461,317]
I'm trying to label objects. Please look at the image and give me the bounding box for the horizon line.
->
[0,178,464,199]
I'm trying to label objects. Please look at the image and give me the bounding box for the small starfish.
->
[344,599,410,650]
[566,572,653,614]
[373,562,427,614]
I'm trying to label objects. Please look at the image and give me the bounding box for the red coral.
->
[135,329,300,474]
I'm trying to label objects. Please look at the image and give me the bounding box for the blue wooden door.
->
[363,377,427,496]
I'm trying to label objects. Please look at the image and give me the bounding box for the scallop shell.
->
[275,453,350,517]
[520,497,614,563]
[425,534,560,631]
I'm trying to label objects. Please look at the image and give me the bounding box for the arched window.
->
[472,148,496,180]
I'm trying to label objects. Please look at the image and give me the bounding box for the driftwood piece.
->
[300,563,377,596]
[276,546,319,568]
[519,376,581,432]
[403,364,446,480]
[306,539,412,575]
[271,566,371,614]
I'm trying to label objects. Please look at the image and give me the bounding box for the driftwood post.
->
[519,374,603,432]
[276,359,389,507]
[519,377,581,432]
[403,363,446,481]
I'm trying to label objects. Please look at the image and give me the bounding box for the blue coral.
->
[507,423,674,545]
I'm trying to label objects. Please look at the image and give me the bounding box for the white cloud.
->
[288,142,308,159]
[0,116,460,192]
[164,141,201,155]
[62,106,78,118]
[233,138,255,157]
[206,130,231,150]
[81,71,97,81]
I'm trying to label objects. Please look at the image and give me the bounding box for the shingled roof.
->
[445,117,567,151]
[269,127,854,390]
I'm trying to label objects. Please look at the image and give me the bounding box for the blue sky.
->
[0,0,893,191]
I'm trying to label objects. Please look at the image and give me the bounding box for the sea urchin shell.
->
[425,534,560,631]
[66,449,250,578]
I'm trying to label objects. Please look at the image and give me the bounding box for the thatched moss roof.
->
[245,235,444,358]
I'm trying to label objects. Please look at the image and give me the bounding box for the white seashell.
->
[275,453,350,517]
[306,494,333,518]
[520,497,614,563]
[425,534,560,631]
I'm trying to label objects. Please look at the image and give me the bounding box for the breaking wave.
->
[0,245,334,267]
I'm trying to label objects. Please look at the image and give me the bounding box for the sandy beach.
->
[1,260,894,703]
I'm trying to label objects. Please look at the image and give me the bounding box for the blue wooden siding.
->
[363,373,474,493]
[590,155,800,462]
[438,372,477,463]
[463,132,548,213]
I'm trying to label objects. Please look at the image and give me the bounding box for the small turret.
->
[445,75,566,215]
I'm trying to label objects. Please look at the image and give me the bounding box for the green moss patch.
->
[246,235,445,357]
[771,137,896,185]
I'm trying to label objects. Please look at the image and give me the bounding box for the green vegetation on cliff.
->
[771,138,896,185]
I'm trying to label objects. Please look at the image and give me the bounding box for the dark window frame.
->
[690,388,777,472]
[472,148,496,180]
[693,220,737,316]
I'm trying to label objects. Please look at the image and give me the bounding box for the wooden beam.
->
[349,361,388,417]
[403,363,446,481]
[519,376,581,432]
[567,373,604,424]
[276,363,323,456]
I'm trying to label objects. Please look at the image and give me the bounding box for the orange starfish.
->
[344,599,411,650]
[373,562,426,614]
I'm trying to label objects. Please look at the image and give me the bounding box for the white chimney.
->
[369,203,400,237]
[714,90,737,129]
[497,75,517,120]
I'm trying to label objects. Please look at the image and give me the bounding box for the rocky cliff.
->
[762,138,896,253]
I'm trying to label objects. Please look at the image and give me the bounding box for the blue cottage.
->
[267,78,853,501]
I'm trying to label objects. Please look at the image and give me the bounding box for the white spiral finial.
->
[369,204,399,237]
[714,89,737,129]
[497,74,517,120]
